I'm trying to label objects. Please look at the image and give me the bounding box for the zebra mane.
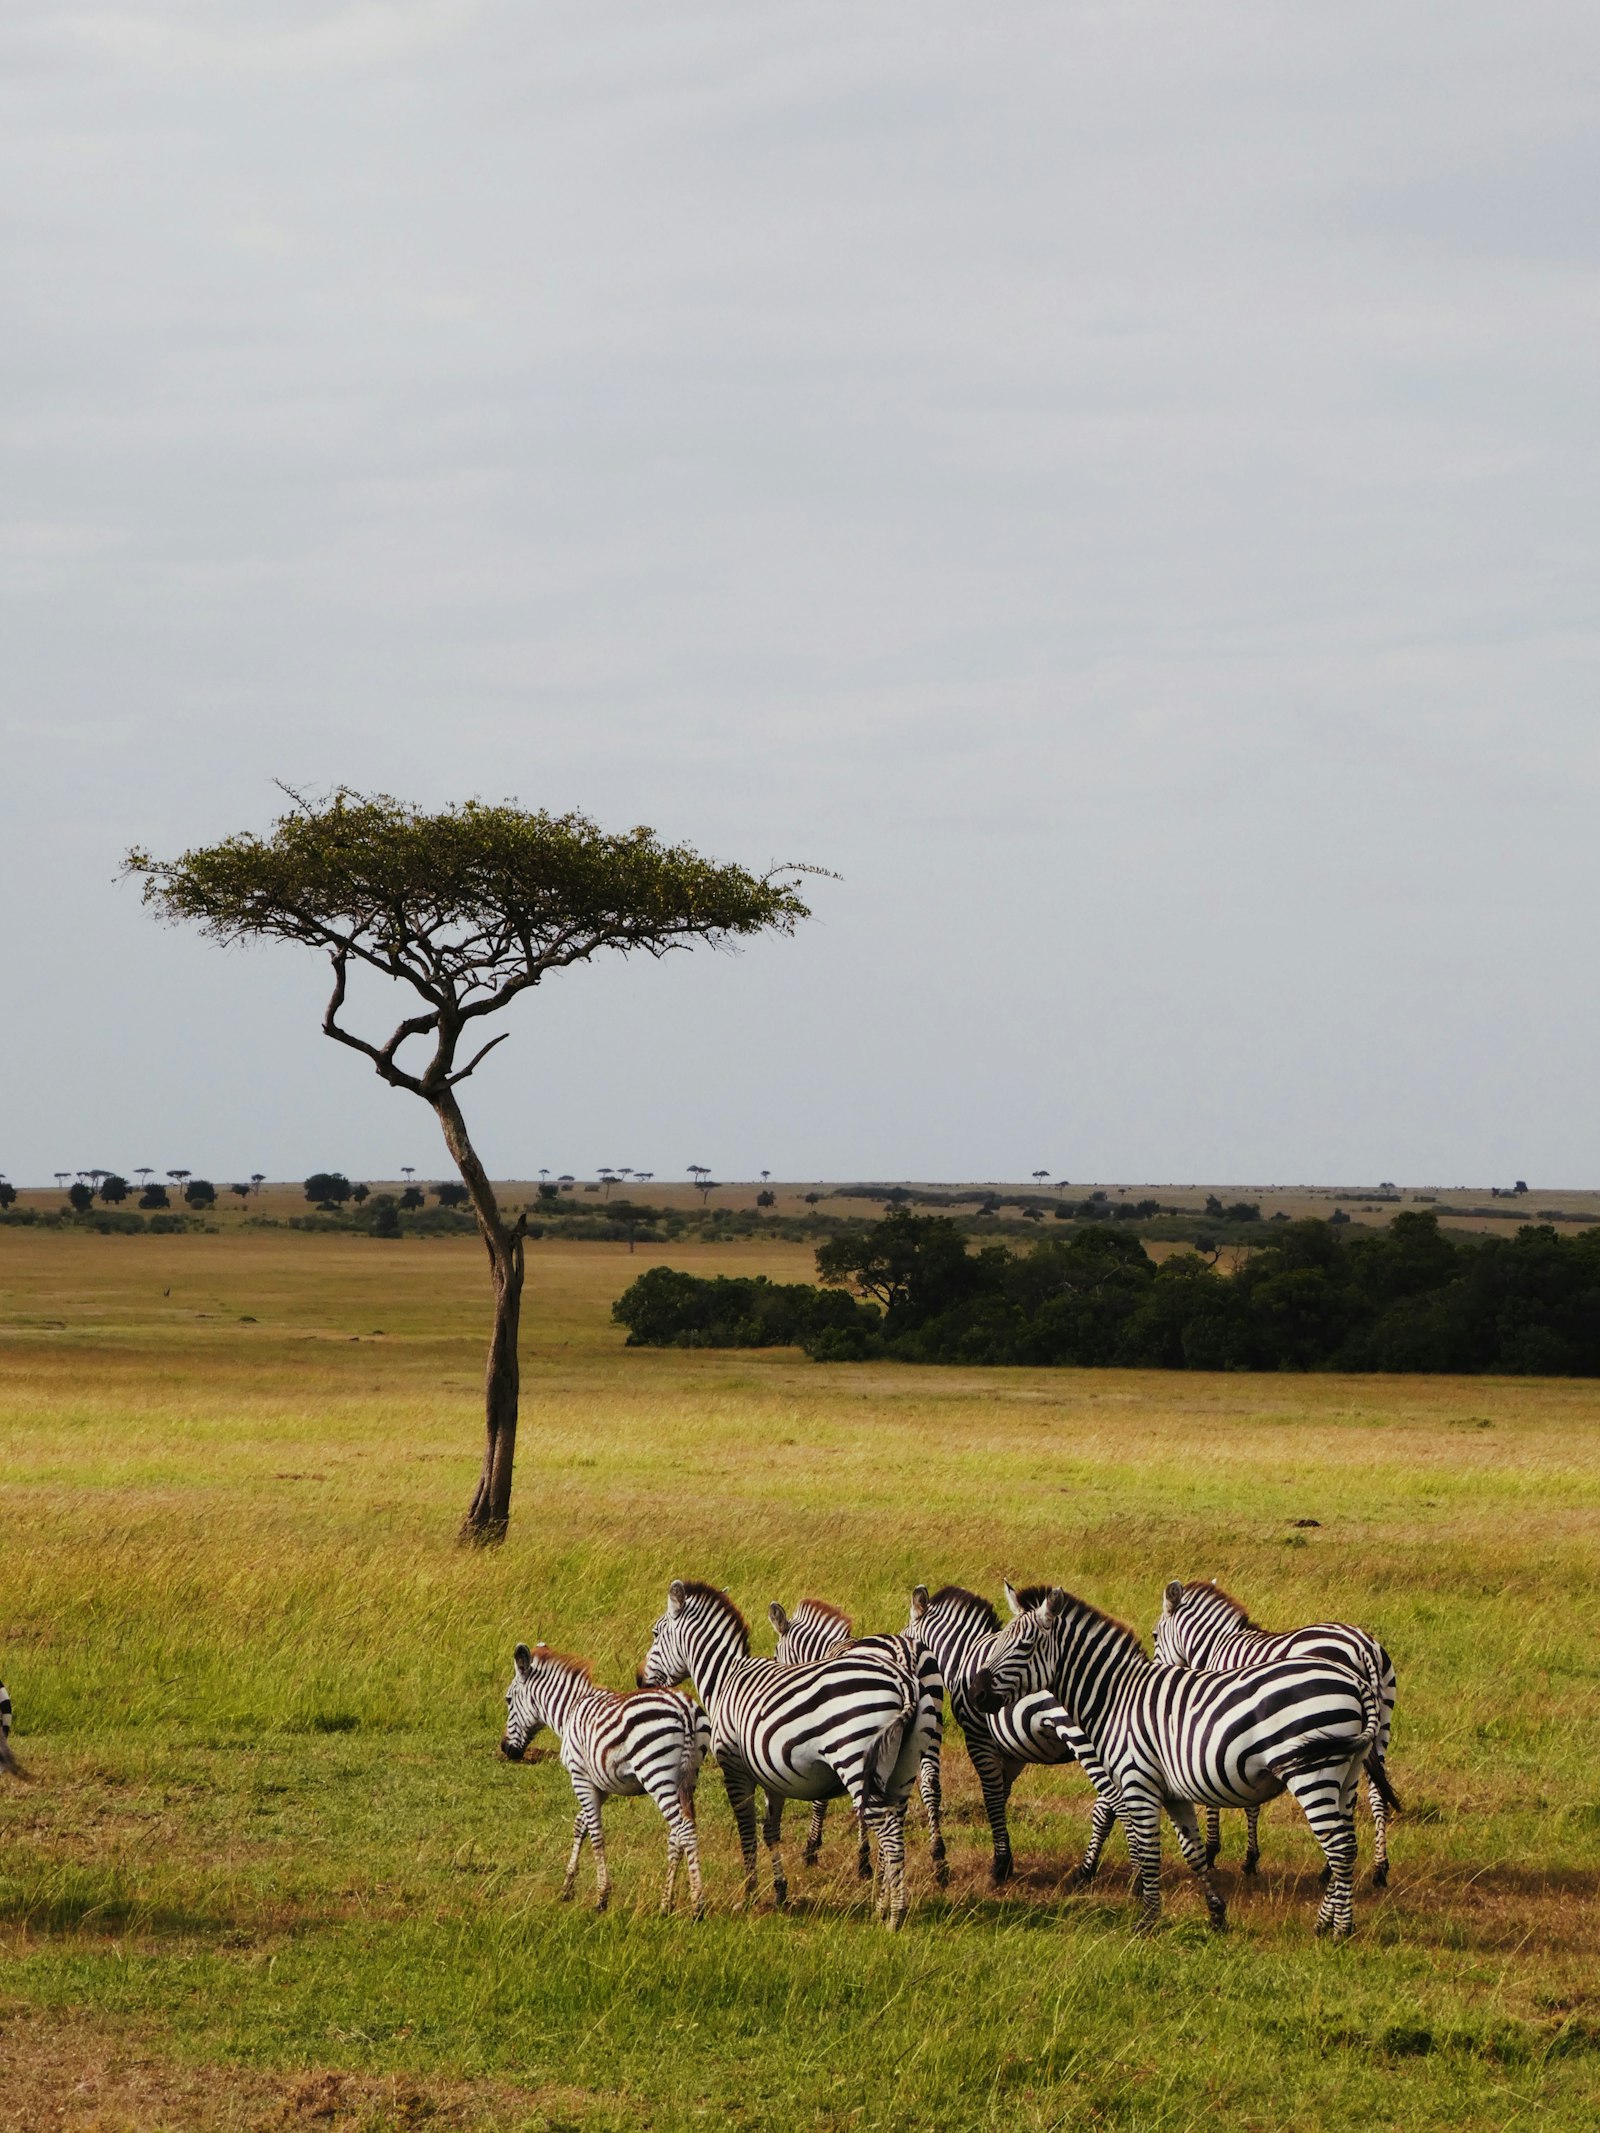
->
[794,1598,852,1630]
[1187,1580,1260,1630]
[531,1646,594,1684]
[1050,1588,1149,1659]
[927,1584,1000,1631]
[679,1580,751,1650]
[1009,1583,1054,1613]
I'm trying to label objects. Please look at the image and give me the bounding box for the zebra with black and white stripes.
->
[0,1681,15,1775]
[1153,1579,1400,1883]
[905,1584,1119,1886]
[971,1586,1397,1936]
[769,1597,946,1881]
[501,1641,711,1917]
[638,1580,942,1928]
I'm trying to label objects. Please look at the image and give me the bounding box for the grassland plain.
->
[1,1227,1598,2133]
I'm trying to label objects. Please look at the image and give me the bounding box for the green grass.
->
[2,1227,1599,2130]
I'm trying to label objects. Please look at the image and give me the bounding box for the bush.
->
[611,1211,1600,1376]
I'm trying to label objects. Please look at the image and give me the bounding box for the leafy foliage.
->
[304,1172,354,1208]
[621,1209,1600,1374]
[612,1266,879,1354]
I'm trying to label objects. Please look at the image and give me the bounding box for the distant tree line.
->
[612,1207,1600,1374]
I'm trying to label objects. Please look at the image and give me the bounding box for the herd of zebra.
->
[499,1575,1400,1939]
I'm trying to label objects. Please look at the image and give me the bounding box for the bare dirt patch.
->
[0,2010,603,2133]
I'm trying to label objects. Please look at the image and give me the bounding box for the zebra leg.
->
[662,1831,681,1915]
[1242,1803,1261,1876]
[962,1727,1017,1884]
[1284,1768,1358,1939]
[1075,1792,1118,1885]
[803,1799,828,1867]
[870,1806,909,1929]
[855,1804,873,1881]
[1203,1805,1222,1867]
[1118,1783,1164,1932]
[762,1788,789,1908]
[1166,1799,1227,1931]
[577,1787,611,1912]
[919,1748,948,1886]
[1367,1774,1391,1887]
[722,1766,761,1909]
[560,1809,587,1902]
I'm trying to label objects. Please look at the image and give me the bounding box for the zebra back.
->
[1155,1581,1395,1746]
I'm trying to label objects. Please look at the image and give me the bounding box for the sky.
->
[3,1,1599,1189]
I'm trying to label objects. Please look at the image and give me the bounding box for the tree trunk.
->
[429,1084,526,1547]
[460,1230,524,1544]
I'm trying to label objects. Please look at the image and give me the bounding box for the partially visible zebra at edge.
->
[501,1641,711,1917]
[1153,1579,1400,1883]
[0,1681,16,1775]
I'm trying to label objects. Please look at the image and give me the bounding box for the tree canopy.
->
[125,789,814,1099]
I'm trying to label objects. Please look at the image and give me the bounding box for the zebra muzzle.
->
[499,1736,526,1763]
[968,1669,1004,1714]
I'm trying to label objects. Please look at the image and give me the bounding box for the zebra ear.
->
[1163,1580,1184,1612]
[668,1579,687,1616]
[769,1601,790,1635]
[513,1643,533,1676]
[1003,1581,1023,1617]
[910,1586,929,1620]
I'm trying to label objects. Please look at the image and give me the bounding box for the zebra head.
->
[636,1579,698,1690]
[638,1579,749,1699]
[968,1588,1066,1713]
[770,1597,851,1667]
[1152,1580,1241,1667]
[501,1643,555,1761]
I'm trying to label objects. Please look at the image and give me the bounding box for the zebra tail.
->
[1269,1723,1376,1783]
[861,1684,918,1809]
[1364,1745,1401,1816]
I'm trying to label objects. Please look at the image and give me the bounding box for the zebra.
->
[501,1641,711,1917]
[1153,1579,1400,1883]
[769,1597,947,1882]
[0,1681,15,1775]
[905,1584,1119,1886]
[638,1579,942,1928]
[970,1586,1397,1937]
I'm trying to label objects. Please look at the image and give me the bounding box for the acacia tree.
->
[127,789,814,1542]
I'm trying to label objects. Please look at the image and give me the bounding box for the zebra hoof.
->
[1372,1862,1389,1888]
[1071,1862,1098,1887]
[802,1848,821,1868]
[934,1859,950,1888]
[1208,1906,1228,1933]
[991,1856,1015,1887]
[772,1884,788,1909]
[1242,1855,1260,1877]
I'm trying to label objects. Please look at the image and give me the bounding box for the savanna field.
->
[2,1226,1598,2131]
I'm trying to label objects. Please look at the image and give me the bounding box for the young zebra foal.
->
[1153,1580,1400,1884]
[972,1587,1396,1938]
[501,1643,711,1917]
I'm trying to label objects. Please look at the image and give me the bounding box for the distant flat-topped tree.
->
[127,788,816,1543]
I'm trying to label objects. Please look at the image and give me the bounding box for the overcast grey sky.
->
[3,1,1598,1189]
